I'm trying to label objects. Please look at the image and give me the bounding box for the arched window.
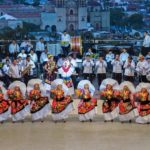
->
[70,9,74,15]
[70,24,74,31]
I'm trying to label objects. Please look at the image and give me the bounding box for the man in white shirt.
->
[2,56,11,64]
[96,56,107,86]
[23,55,36,84]
[2,60,10,76]
[57,54,65,68]
[8,59,21,82]
[68,54,78,88]
[136,55,149,82]
[2,60,11,86]
[17,49,27,60]
[142,31,150,56]
[82,55,94,82]
[111,54,123,83]
[120,49,129,63]
[124,56,135,82]
[20,38,33,53]
[146,56,150,81]
[85,48,94,56]
[36,37,45,61]
[68,54,78,69]
[105,50,114,73]
[61,31,71,56]
[29,49,38,64]
[9,40,20,58]
[40,49,49,64]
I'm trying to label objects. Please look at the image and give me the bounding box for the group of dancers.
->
[0,76,150,124]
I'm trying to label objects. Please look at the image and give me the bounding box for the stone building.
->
[41,0,88,32]
[41,0,110,31]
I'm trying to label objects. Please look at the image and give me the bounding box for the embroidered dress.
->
[51,79,74,121]
[0,87,10,122]
[44,60,57,92]
[77,80,97,121]
[8,81,30,122]
[135,83,150,124]
[100,79,119,121]
[27,80,50,121]
[118,82,138,122]
[58,60,75,95]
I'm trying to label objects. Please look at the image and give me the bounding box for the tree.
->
[33,0,40,6]
[128,14,144,29]
[0,0,4,4]
[13,0,25,4]
[110,8,125,26]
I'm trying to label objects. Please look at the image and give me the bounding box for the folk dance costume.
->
[50,79,74,122]
[76,80,97,122]
[135,83,150,124]
[100,78,119,122]
[44,55,57,94]
[118,81,139,122]
[27,79,50,122]
[58,60,75,95]
[0,86,10,123]
[8,81,29,122]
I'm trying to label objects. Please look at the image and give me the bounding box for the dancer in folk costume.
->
[58,60,75,95]
[76,80,97,122]
[8,81,29,122]
[118,81,139,123]
[27,79,50,122]
[100,78,120,122]
[0,86,10,123]
[44,54,57,93]
[50,79,74,122]
[135,83,150,124]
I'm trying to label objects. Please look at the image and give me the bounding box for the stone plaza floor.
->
[0,115,150,150]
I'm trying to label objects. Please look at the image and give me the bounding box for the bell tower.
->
[55,0,65,8]
[78,0,86,7]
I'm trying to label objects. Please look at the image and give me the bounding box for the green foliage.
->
[110,8,125,26]
[0,0,4,4]
[22,22,40,32]
[0,22,40,40]
[13,0,25,4]
[127,14,144,29]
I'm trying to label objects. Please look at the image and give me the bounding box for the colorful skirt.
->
[136,102,150,124]
[11,99,30,122]
[78,98,97,121]
[102,99,119,121]
[119,100,139,122]
[0,100,11,122]
[63,77,74,95]
[52,96,73,121]
[30,97,50,121]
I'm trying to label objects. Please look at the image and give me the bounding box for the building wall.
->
[89,10,110,31]
[0,20,8,29]
[8,20,23,29]
[101,11,110,30]
[78,7,87,30]
[56,8,67,31]
[20,17,41,25]
[41,12,57,30]
[41,1,110,31]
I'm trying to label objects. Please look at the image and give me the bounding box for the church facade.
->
[41,0,110,32]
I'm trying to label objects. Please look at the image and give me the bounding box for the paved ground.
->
[0,115,150,150]
[0,100,150,150]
